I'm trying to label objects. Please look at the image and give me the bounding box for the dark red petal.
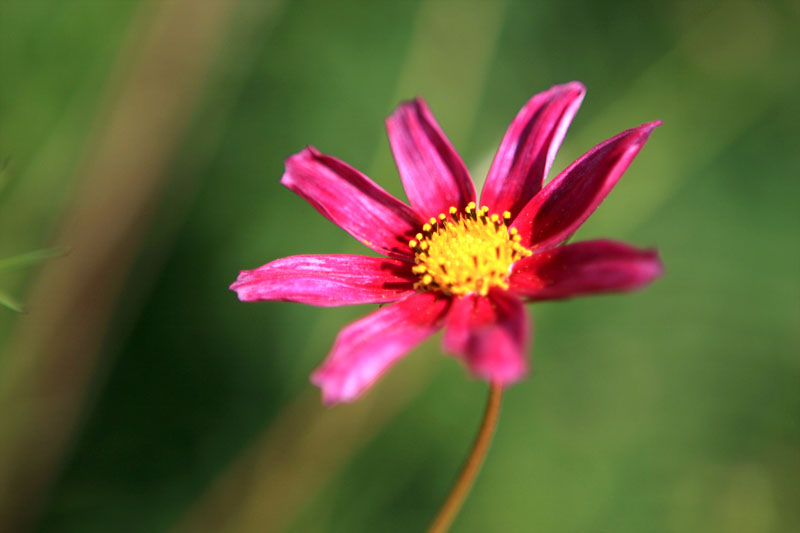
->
[311,292,450,404]
[281,147,422,260]
[508,239,663,300]
[386,98,476,219]
[443,290,529,385]
[511,121,661,249]
[230,254,416,307]
[480,82,586,220]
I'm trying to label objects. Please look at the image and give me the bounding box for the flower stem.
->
[428,383,503,533]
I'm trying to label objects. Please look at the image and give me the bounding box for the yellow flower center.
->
[409,202,532,297]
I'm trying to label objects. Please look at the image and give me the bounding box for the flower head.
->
[231,82,663,404]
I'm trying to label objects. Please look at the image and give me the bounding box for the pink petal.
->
[230,254,416,307]
[281,147,422,260]
[511,121,661,249]
[480,82,586,220]
[311,292,450,404]
[508,239,663,300]
[443,290,530,385]
[386,98,476,219]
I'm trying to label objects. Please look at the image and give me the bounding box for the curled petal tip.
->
[390,97,427,117]
[229,273,250,299]
[640,120,663,136]
[280,150,306,186]
[625,121,662,147]
[310,371,348,406]
[645,248,666,279]
[284,145,312,164]
[629,247,665,287]
[411,95,428,106]
[556,80,587,95]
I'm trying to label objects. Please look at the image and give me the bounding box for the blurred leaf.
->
[0,248,63,271]
[0,290,23,313]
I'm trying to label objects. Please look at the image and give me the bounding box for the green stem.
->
[428,383,503,533]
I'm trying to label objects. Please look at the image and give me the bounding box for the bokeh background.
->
[1,0,798,531]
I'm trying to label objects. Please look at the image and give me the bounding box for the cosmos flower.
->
[231,82,663,404]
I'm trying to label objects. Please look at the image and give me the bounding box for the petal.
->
[386,98,476,219]
[508,239,663,300]
[511,121,661,249]
[480,82,586,219]
[443,290,530,385]
[311,292,450,404]
[230,254,416,307]
[281,147,422,260]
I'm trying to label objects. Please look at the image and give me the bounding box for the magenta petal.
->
[281,147,422,260]
[386,98,476,219]
[230,254,416,307]
[311,292,450,404]
[443,291,529,385]
[508,239,663,300]
[511,121,661,249]
[480,82,586,220]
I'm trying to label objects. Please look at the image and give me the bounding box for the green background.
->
[1,0,798,531]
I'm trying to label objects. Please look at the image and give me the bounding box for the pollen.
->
[408,202,532,296]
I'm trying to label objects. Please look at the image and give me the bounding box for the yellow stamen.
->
[408,205,532,296]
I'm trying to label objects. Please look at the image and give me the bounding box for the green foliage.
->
[0,291,23,313]
[0,248,62,272]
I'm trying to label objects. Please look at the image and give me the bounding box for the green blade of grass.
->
[0,248,63,271]
[0,291,24,312]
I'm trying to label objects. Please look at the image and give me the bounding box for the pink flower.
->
[231,82,663,404]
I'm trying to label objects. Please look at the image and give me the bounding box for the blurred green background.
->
[1,0,798,531]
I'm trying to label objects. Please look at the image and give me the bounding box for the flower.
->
[231,82,663,405]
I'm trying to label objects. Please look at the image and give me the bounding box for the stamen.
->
[409,204,532,296]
